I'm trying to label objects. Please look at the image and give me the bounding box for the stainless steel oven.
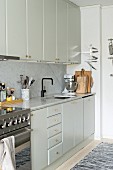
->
[0,107,31,169]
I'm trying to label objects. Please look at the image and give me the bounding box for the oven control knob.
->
[22,116,26,123]
[26,114,30,121]
[8,119,13,127]
[18,117,22,124]
[13,118,17,125]
[1,121,6,129]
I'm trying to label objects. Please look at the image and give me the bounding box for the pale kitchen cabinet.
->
[31,108,48,170]
[43,0,56,62]
[83,95,95,139]
[73,99,83,146]
[68,3,81,63]
[6,0,27,58]
[57,0,67,63]
[63,99,83,154]
[0,0,6,55]
[27,0,43,61]
[63,101,74,154]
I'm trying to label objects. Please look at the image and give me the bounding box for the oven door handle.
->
[25,127,33,132]
[15,127,33,138]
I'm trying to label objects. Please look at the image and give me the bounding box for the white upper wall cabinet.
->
[6,0,27,58]
[68,3,81,63]
[44,0,56,62]
[57,0,67,63]
[27,0,43,61]
[0,0,6,55]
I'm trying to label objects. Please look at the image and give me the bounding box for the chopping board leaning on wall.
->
[75,69,93,94]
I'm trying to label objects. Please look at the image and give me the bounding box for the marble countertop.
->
[4,93,95,111]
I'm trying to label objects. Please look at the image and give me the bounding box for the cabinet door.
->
[68,3,81,63]
[63,101,74,154]
[44,0,56,62]
[84,95,95,139]
[6,0,27,58]
[31,108,48,170]
[0,0,6,55]
[57,0,67,63]
[27,0,43,61]
[73,99,83,146]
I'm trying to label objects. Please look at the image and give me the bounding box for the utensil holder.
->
[21,89,30,101]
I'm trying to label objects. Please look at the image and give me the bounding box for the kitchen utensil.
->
[28,77,33,87]
[75,69,93,93]
[20,75,24,88]
[76,69,88,94]
[63,74,77,93]
[86,61,96,70]
[108,39,113,55]
[21,89,30,100]
[92,56,98,60]
[30,79,35,87]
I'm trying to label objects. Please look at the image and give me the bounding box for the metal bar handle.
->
[15,128,33,138]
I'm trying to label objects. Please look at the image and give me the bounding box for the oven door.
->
[0,127,32,170]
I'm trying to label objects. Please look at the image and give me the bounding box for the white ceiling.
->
[70,0,113,7]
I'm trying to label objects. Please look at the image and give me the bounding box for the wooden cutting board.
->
[75,70,93,93]
[76,76,88,94]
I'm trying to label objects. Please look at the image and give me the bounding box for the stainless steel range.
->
[0,107,31,147]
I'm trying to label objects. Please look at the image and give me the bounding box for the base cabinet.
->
[31,95,95,170]
[63,101,75,154]
[31,108,48,170]
[83,95,95,139]
[63,99,83,154]
[74,99,83,146]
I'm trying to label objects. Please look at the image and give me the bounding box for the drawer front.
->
[47,104,62,117]
[47,123,62,138]
[47,114,62,128]
[48,133,62,149]
[48,143,63,165]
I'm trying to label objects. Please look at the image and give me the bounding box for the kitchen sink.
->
[54,93,77,99]
[41,93,77,100]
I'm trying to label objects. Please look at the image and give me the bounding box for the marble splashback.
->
[0,61,66,98]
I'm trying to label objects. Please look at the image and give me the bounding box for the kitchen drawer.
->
[48,142,63,165]
[48,133,62,149]
[47,123,62,138]
[47,104,62,117]
[47,114,62,128]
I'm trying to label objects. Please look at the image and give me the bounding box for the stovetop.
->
[0,107,27,116]
[0,107,31,135]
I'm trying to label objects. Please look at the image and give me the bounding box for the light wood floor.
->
[56,139,113,170]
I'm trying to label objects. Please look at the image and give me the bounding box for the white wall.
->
[102,6,113,138]
[67,5,101,139]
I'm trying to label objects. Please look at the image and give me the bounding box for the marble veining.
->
[0,61,66,98]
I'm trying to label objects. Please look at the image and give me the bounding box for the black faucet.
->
[41,78,53,97]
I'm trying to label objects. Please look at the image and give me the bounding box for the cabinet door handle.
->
[55,139,59,142]
[56,152,59,155]
[54,119,58,122]
[54,129,58,132]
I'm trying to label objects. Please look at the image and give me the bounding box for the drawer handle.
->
[55,139,59,142]
[54,129,58,132]
[54,119,58,122]
[56,152,59,155]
